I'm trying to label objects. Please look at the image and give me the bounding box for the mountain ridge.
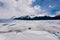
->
[14,15,60,20]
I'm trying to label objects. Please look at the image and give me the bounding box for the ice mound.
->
[0,31,59,40]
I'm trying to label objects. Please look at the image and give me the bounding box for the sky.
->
[0,0,60,19]
[32,0,60,15]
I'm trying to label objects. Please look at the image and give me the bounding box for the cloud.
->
[56,11,60,16]
[16,0,35,16]
[0,0,47,19]
[48,5,54,8]
[0,0,58,19]
[0,0,37,19]
[0,0,17,19]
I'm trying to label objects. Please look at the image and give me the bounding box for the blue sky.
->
[32,0,60,15]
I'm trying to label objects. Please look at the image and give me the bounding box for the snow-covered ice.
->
[0,31,59,40]
[0,20,60,40]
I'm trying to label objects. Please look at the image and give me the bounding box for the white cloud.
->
[0,0,47,19]
[34,5,41,10]
[56,11,60,16]
[0,0,17,19]
[0,0,37,19]
[0,0,57,19]
[15,0,40,17]
[49,5,54,8]
[33,5,42,14]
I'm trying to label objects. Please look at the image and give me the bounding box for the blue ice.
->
[54,33,60,39]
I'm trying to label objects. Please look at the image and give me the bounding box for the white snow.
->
[0,31,59,40]
[0,20,60,40]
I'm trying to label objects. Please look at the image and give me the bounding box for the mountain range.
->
[14,15,60,20]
